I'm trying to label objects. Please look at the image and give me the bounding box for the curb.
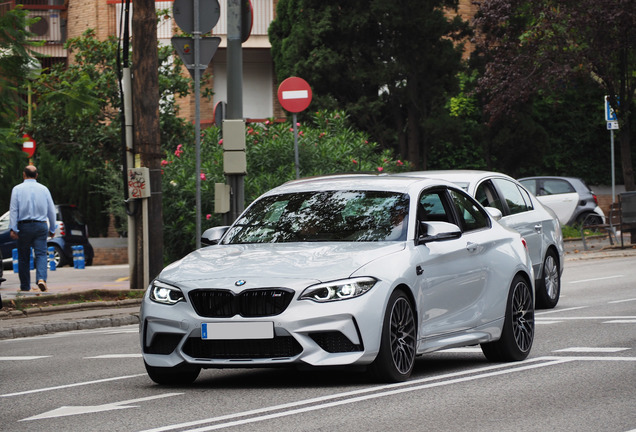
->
[0,298,142,319]
[0,299,142,340]
[0,313,140,340]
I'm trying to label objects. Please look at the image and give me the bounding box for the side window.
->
[418,190,452,223]
[541,179,576,195]
[475,181,504,213]
[492,178,529,215]
[449,189,490,231]
[519,179,536,195]
[518,186,535,211]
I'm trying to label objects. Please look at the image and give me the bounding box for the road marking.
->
[608,298,636,304]
[0,356,51,361]
[535,316,636,321]
[553,347,630,353]
[604,320,636,324]
[84,354,142,359]
[568,275,624,284]
[21,393,182,421]
[535,306,587,315]
[440,347,482,353]
[0,374,146,398]
[138,358,572,432]
[535,320,563,325]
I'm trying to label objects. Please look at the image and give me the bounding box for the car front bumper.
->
[140,284,388,369]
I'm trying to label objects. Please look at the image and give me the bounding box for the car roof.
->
[518,176,582,182]
[394,170,516,185]
[266,173,456,195]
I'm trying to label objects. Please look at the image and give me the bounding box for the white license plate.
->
[201,322,274,340]
[71,229,83,236]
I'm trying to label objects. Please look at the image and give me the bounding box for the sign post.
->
[277,77,313,179]
[605,96,619,202]
[172,0,220,248]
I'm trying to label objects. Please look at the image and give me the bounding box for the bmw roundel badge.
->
[235,280,246,287]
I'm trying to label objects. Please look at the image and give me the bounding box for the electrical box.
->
[222,119,246,150]
[223,150,247,174]
[215,183,231,213]
[128,167,151,199]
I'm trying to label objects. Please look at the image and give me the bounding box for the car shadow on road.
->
[151,353,491,390]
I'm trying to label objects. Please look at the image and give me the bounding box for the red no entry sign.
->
[22,134,36,158]
[277,77,312,113]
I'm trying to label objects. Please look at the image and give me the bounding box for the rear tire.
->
[535,250,560,309]
[369,290,416,382]
[481,275,534,362]
[144,361,201,385]
[578,212,603,226]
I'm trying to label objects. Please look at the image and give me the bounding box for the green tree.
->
[160,111,410,263]
[1,28,194,236]
[475,0,636,190]
[0,7,41,160]
[269,0,470,169]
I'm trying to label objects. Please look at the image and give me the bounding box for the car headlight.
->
[149,280,185,305]
[300,277,377,302]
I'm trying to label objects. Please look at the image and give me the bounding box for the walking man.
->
[9,165,56,292]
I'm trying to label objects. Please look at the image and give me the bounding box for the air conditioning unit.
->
[27,11,62,42]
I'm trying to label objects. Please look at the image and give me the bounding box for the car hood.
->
[158,242,405,286]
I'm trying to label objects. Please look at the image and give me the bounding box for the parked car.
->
[0,204,94,269]
[397,170,564,309]
[140,174,535,385]
[518,176,606,226]
[0,249,4,288]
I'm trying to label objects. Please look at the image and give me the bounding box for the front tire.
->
[481,275,534,362]
[535,250,560,309]
[144,361,201,385]
[369,290,416,382]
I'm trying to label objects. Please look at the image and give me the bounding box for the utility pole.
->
[221,0,249,224]
[132,0,163,289]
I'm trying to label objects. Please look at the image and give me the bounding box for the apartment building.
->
[12,0,279,125]
[12,0,477,125]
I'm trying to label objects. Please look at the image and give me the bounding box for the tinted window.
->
[541,179,576,195]
[418,191,453,223]
[449,189,489,231]
[475,181,505,213]
[223,191,410,243]
[519,179,536,195]
[492,178,529,215]
[518,186,534,211]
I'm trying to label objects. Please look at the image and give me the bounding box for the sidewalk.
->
[0,264,141,340]
[1,238,635,340]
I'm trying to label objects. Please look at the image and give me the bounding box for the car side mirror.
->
[417,221,462,245]
[201,226,229,246]
[485,207,503,221]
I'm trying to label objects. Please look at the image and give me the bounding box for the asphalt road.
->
[0,256,634,432]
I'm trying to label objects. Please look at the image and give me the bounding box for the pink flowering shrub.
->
[161,111,411,263]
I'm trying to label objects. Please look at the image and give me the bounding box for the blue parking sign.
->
[605,95,618,122]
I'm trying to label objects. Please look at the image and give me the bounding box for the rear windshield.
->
[57,206,86,230]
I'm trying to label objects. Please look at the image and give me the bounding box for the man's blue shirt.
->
[9,179,57,233]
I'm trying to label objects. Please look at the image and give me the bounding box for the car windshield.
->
[223,190,410,244]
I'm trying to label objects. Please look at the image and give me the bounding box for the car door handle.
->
[534,224,542,233]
